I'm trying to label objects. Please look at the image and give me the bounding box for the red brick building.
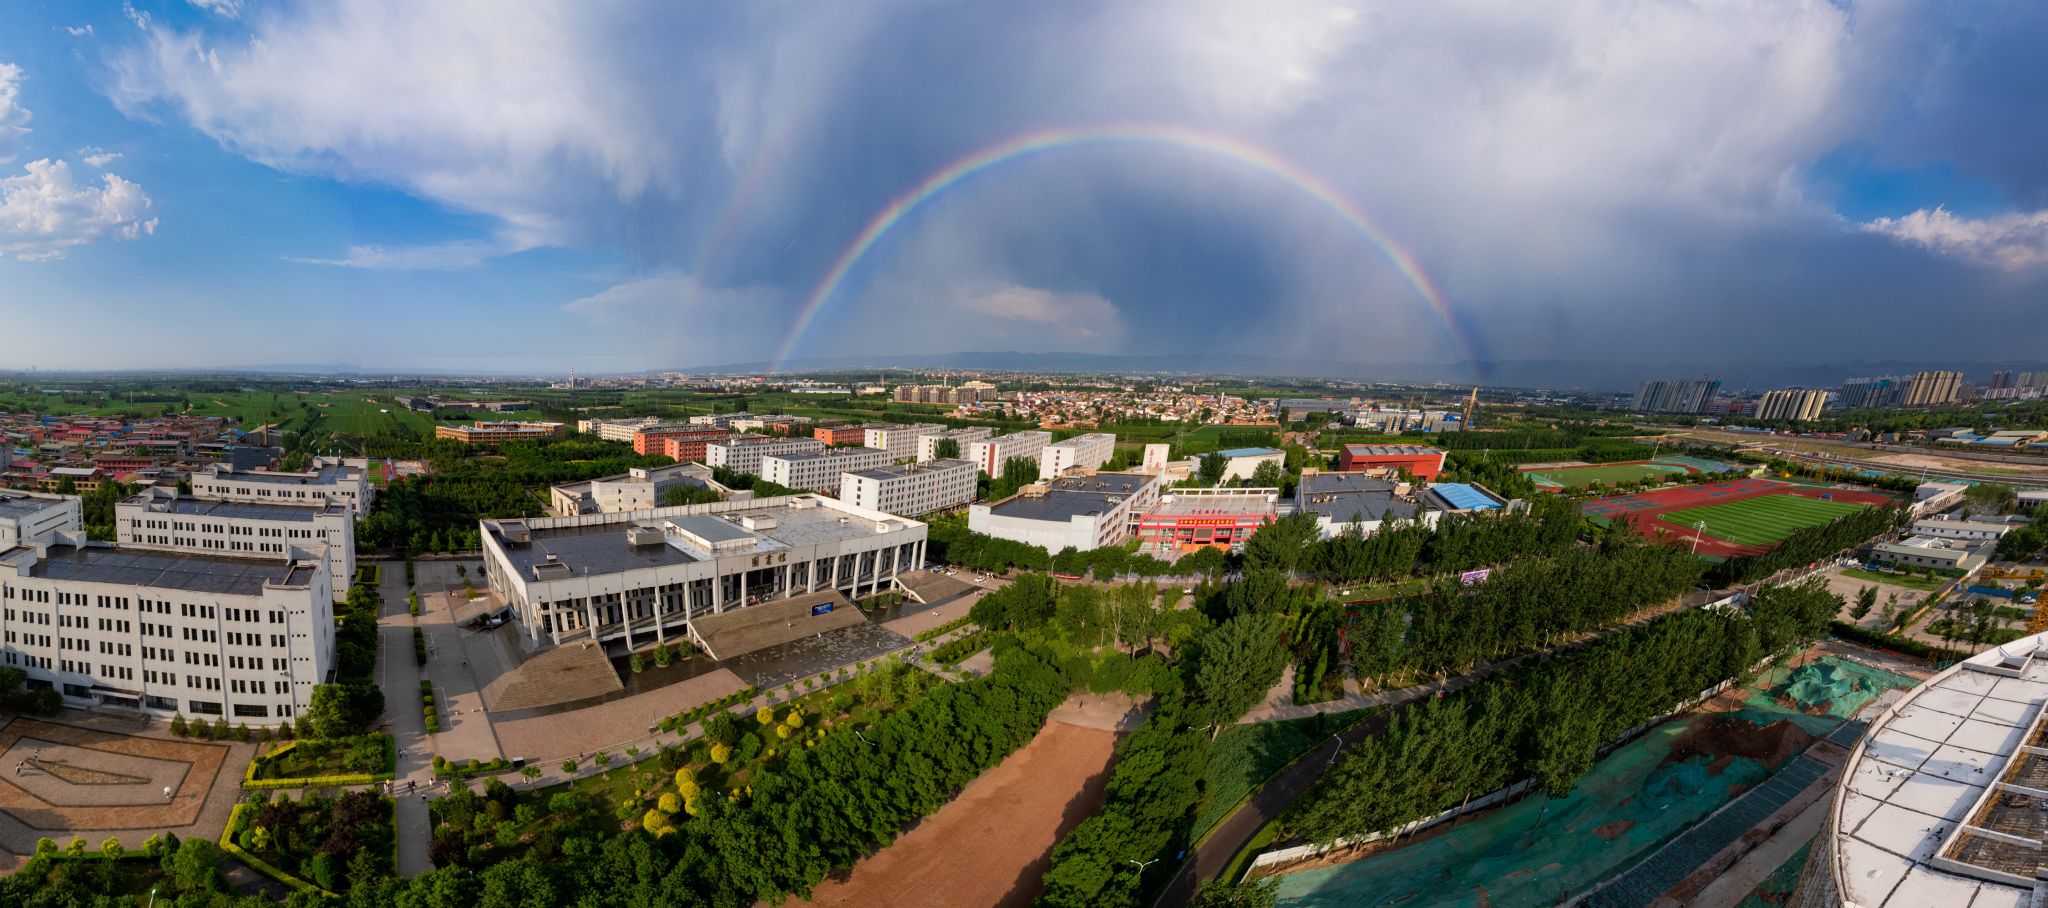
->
[632,426,728,457]
[658,431,732,464]
[812,425,870,446]
[1335,444,1446,481]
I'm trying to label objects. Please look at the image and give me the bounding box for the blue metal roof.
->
[1216,447,1282,458]
[1432,483,1501,511]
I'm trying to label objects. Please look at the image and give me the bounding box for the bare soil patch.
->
[805,715,1117,908]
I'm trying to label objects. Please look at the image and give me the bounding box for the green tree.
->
[1198,452,1228,485]
[1851,585,1878,621]
[1192,878,1280,908]
[933,437,961,460]
[1191,613,1291,727]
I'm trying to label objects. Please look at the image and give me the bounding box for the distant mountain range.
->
[10,354,2047,394]
[678,352,2048,394]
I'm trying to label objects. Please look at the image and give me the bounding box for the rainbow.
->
[771,124,1482,374]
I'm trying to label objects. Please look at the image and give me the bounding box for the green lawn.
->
[1662,494,1870,547]
[1524,462,1687,488]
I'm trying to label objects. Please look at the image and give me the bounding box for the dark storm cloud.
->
[99,0,2048,367]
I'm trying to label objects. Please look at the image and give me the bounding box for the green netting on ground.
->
[1657,455,1739,473]
[1272,658,1915,908]
[1742,659,1914,734]
[1735,840,1813,908]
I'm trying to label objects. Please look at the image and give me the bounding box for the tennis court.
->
[1659,494,1870,547]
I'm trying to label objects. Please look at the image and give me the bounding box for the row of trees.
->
[356,436,674,553]
[1349,540,1706,684]
[1286,579,1843,844]
[1705,502,1909,586]
[1254,493,1584,583]
[1038,612,1296,907]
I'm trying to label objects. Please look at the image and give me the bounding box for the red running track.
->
[1581,479,1897,557]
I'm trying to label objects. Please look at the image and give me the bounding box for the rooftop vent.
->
[626,526,666,547]
[741,515,778,531]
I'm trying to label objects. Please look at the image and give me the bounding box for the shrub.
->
[630,653,645,674]
[562,759,579,773]
[170,714,188,737]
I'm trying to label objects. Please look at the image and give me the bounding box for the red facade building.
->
[1335,444,1446,481]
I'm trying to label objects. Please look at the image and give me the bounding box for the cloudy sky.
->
[1,0,2044,374]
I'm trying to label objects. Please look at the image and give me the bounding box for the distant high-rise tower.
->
[1904,371,1962,408]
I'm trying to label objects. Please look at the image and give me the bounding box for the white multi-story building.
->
[967,431,1052,479]
[704,437,825,476]
[761,448,892,493]
[916,426,993,463]
[0,534,333,723]
[479,494,927,650]
[551,463,726,516]
[969,471,1160,553]
[0,490,82,552]
[116,488,356,601]
[1040,433,1116,478]
[864,424,947,463]
[577,417,665,443]
[841,460,978,516]
[190,457,373,517]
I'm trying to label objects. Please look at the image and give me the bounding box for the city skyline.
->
[3,2,2048,375]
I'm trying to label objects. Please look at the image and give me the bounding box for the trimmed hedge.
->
[913,616,973,642]
[431,754,514,780]
[242,736,397,789]
[219,803,330,896]
[412,627,427,667]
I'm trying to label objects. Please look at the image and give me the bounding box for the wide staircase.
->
[1577,753,1831,907]
[484,640,623,711]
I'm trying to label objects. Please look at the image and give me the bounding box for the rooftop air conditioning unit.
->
[627,526,666,547]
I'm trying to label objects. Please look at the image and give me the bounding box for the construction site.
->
[1265,649,1921,908]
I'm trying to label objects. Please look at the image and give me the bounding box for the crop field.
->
[1524,461,1689,488]
[1659,494,1871,547]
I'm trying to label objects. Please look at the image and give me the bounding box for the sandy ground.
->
[1869,451,2048,477]
[804,708,1119,908]
[1820,567,1935,633]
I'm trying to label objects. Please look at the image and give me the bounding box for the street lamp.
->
[1691,520,1707,554]
[1128,857,1161,874]
[1325,733,1344,766]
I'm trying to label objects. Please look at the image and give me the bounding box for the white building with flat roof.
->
[864,424,947,462]
[1827,631,2048,907]
[969,471,1159,553]
[704,437,825,476]
[0,490,82,553]
[841,459,978,516]
[1040,433,1116,478]
[550,463,726,516]
[480,495,927,650]
[116,488,355,601]
[0,534,333,724]
[1872,535,1992,572]
[967,431,1052,479]
[577,416,665,442]
[916,426,993,463]
[190,457,373,517]
[761,447,892,493]
[1909,517,2012,542]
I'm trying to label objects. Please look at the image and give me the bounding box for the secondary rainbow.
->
[771,124,1481,373]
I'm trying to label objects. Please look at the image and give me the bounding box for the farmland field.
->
[1659,494,1870,547]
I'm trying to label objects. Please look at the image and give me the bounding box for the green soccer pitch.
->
[1659,494,1870,547]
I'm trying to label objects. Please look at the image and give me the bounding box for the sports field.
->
[1659,494,1870,547]
[1525,461,1688,489]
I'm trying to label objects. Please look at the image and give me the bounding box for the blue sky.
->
[2,1,2046,374]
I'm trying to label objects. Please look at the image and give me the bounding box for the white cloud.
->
[79,147,122,168]
[564,271,784,366]
[65,25,94,37]
[0,158,158,261]
[186,0,241,18]
[961,285,1124,343]
[0,63,30,163]
[1862,206,2048,271]
[285,239,507,271]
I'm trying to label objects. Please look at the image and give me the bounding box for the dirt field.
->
[806,713,1118,908]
